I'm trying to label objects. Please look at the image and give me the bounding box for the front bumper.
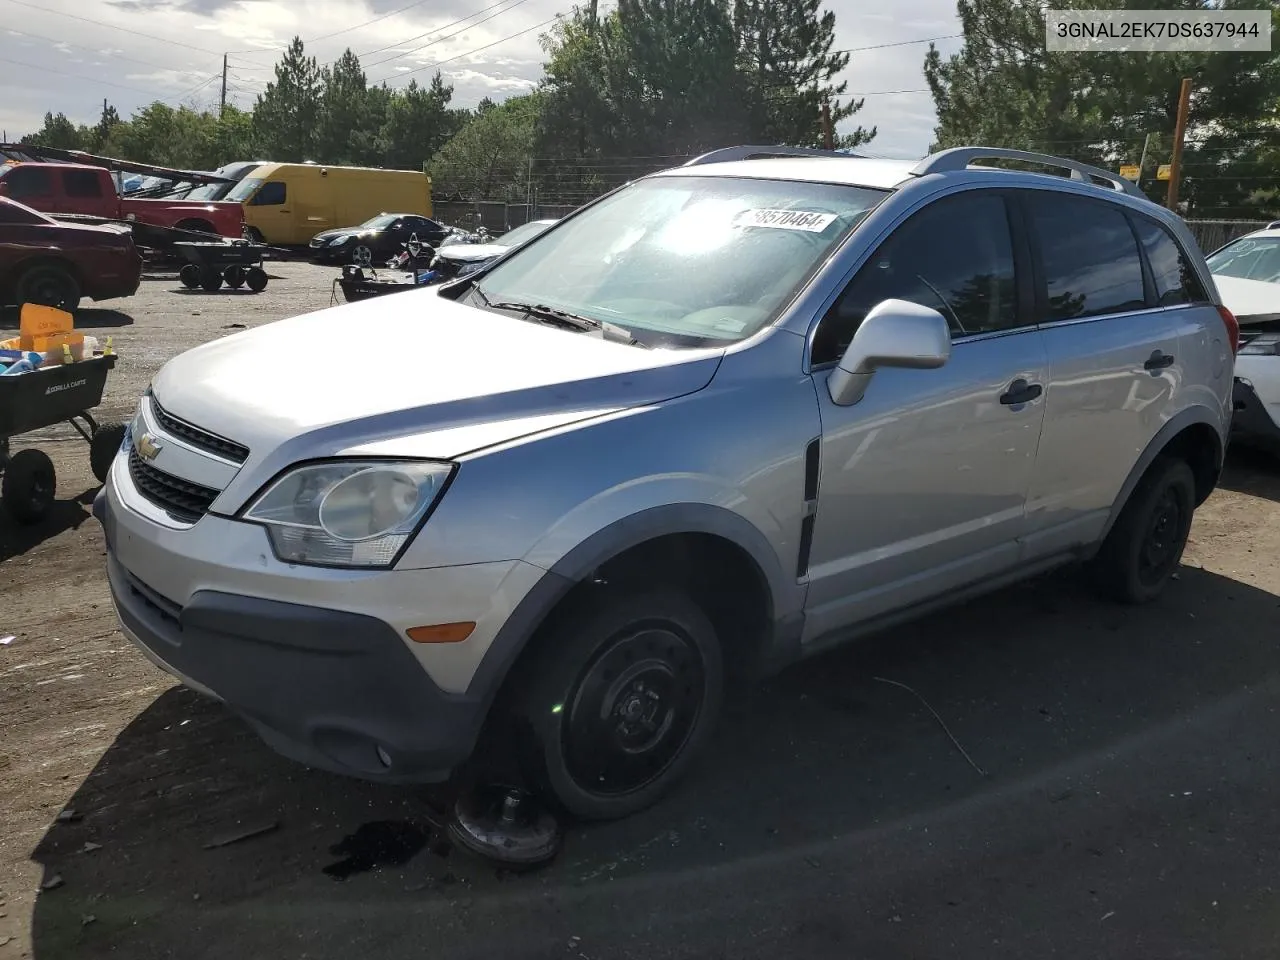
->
[95,462,542,782]
[1231,377,1280,450]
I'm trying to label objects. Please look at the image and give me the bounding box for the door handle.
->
[1000,378,1043,405]
[1144,350,1176,372]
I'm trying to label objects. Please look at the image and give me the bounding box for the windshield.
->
[360,214,399,229]
[1207,235,1280,283]
[226,177,263,202]
[185,182,226,201]
[476,175,887,345]
[499,220,554,247]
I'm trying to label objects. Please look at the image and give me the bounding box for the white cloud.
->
[0,0,959,156]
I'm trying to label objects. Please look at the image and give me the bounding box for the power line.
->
[0,54,208,99]
[361,0,536,72]
[307,0,433,44]
[0,0,223,55]
[832,33,963,55]
[371,14,561,86]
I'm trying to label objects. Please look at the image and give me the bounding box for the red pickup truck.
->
[0,162,244,238]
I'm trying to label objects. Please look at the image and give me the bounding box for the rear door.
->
[62,168,112,218]
[1020,190,1198,558]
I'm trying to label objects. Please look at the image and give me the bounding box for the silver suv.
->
[97,146,1237,821]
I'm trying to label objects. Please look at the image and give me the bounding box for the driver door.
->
[803,190,1050,641]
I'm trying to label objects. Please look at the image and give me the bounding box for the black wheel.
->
[223,265,246,289]
[16,264,80,313]
[246,266,268,292]
[199,266,223,292]
[179,263,201,289]
[89,422,127,485]
[2,449,56,525]
[1091,457,1196,604]
[244,227,265,244]
[512,587,723,821]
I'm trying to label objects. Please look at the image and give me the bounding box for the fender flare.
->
[1098,406,1225,543]
[464,503,800,706]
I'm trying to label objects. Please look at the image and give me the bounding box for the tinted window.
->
[252,181,286,205]
[1132,217,1207,306]
[813,192,1018,364]
[3,166,53,199]
[63,169,102,198]
[1029,193,1146,322]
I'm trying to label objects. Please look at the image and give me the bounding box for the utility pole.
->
[1166,76,1192,211]
[821,96,834,151]
[220,53,228,116]
[1136,131,1152,183]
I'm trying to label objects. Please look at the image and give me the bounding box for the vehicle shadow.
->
[0,488,95,562]
[1219,445,1280,499]
[0,309,134,330]
[26,565,1280,959]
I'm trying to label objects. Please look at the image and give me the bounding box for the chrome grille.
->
[150,398,249,464]
[128,448,218,522]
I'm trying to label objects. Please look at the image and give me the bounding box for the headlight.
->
[242,460,453,568]
[1239,335,1280,356]
[455,260,487,277]
[328,235,352,246]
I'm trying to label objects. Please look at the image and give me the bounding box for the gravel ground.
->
[2,264,1280,959]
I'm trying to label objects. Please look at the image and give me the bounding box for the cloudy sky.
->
[0,0,963,159]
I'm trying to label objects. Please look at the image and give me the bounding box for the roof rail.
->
[684,145,863,166]
[912,147,1147,199]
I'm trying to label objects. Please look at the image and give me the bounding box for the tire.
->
[89,422,127,485]
[16,263,80,313]
[179,263,201,289]
[244,227,265,245]
[511,587,724,821]
[2,449,56,525]
[199,266,223,292]
[223,264,246,289]
[1090,457,1196,604]
[352,244,374,266]
[246,266,268,293]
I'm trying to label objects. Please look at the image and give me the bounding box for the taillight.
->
[1219,305,1240,355]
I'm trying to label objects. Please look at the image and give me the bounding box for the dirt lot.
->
[3,265,1280,959]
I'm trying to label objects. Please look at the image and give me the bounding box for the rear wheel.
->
[2,449,56,525]
[16,264,80,313]
[512,587,723,821]
[1090,457,1196,604]
[223,264,246,289]
[246,267,268,292]
[179,263,201,289]
[244,227,265,245]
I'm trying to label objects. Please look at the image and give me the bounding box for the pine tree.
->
[319,49,369,164]
[253,37,322,162]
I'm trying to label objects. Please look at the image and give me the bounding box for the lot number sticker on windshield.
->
[736,209,838,232]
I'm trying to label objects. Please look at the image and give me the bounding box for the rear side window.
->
[1132,216,1207,306]
[813,192,1020,364]
[2,166,53,199]
[63,169,103,198]
[252,181,286,205]
[1028,192,1146,322]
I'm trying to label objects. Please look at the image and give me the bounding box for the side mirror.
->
[826,298,951,406]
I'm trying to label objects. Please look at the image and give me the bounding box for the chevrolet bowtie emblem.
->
[135,431,163,462]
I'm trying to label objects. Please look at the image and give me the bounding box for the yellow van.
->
[227,163,432,245]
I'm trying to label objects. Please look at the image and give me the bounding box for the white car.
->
[1207,224,1280,451]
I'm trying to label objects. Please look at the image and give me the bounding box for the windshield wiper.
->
[489,300,601,332]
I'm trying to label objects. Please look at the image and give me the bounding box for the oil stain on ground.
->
[323,820,429,881]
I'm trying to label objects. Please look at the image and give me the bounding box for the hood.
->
[1213,274,1280,322]
[436,241,511,263]
[151,290,722,475]
[313,226,375,242]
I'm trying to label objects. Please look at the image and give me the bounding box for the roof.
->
[657,156,917,191]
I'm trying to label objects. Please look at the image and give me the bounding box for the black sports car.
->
[310,213,449,264]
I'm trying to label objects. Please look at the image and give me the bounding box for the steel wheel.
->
[562,623,706,797]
